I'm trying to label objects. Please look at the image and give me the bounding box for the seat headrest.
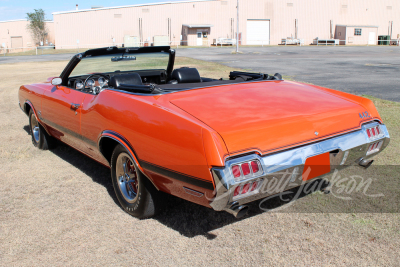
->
[110,73,143,88]
[171,68,201,83]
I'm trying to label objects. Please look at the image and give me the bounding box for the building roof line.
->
[0,19,54,23]
[183,24,214,28]
[52,0,214,15]
[336,24,379,28]
[0,19,27,23]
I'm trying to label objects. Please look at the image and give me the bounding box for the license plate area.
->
[302,152,331,181]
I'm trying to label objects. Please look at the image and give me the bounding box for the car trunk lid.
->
[170,81,368,155]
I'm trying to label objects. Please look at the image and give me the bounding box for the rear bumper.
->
[209,122,390,211]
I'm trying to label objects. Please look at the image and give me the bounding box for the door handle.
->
[70,103,80,110]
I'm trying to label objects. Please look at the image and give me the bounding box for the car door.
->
[41,85,86,150]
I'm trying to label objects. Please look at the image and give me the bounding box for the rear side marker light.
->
[241,163,251,176]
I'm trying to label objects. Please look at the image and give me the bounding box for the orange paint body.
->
[18,78,380,208]
[302,152,331,181]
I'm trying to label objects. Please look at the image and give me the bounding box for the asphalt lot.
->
[1,46,399,101]
[0,53,74,64]
[178,46,400,102]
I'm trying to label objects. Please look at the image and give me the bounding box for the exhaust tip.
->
[359,158,374,169]
[226,204,249,218]
[235,206,249,218]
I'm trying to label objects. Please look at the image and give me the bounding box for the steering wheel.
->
[83,73,110,94]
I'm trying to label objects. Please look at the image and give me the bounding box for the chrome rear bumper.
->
[210,122,390,212]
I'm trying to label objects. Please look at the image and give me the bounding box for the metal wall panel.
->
[52,0,400,48]
[0,20,55,50]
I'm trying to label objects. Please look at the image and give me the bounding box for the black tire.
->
[29,109,56,150]
[111,144,158,219]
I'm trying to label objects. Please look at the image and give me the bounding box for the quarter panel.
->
[80,89,213,184]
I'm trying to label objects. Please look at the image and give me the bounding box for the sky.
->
[0,0,188,21]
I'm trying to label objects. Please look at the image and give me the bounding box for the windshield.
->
[70,52,169,77]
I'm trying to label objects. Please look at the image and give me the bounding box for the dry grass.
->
[0,59,399,266]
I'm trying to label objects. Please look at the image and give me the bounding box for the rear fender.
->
[98,130,159,190]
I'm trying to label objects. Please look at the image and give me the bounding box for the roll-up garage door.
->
[246,20,270,45]
[11,37,23,49]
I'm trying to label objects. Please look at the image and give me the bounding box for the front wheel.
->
[111,144,159,218]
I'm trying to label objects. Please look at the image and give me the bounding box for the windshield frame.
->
[60,46,175,86]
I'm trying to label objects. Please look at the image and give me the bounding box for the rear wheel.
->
[29,109,55,150]
[111,144,158,218]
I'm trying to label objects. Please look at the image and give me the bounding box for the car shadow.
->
[23,125,119,206]
[153,179,329,238]
[23,125,329,238]
[51,145,120,204]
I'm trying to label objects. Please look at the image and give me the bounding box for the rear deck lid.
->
[170,81,367,155]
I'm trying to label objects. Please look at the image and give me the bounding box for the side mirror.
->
[51,77,62,86]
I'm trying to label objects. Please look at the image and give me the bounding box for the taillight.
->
[231,160,262,181]
[250,181,258,191]
[233,180,261,198]
[232,165,241,178]
[366,140,383,155]
[366,125,382,140]
[250,161,259,173]
[242,183,250,194]
[234,186,241,197]
[241,163,251,176]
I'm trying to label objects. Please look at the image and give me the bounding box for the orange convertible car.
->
[19,46,390,218]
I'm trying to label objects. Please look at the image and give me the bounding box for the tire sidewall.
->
[29,109,43,148]
[111,145,152,218]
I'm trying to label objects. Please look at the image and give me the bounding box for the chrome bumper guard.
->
[210,122,390,211]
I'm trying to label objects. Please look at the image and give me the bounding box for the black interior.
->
[68,65,283,96]
[109,73,143,88]
[170,67,202,83]
[68,68,282,95]
[64,46,282,95]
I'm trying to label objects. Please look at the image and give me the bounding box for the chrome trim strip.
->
[210,122,390,211]
[224,120,382,160]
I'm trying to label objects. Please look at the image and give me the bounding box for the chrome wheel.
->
[30,113,40,143]
[116,152,139,203]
